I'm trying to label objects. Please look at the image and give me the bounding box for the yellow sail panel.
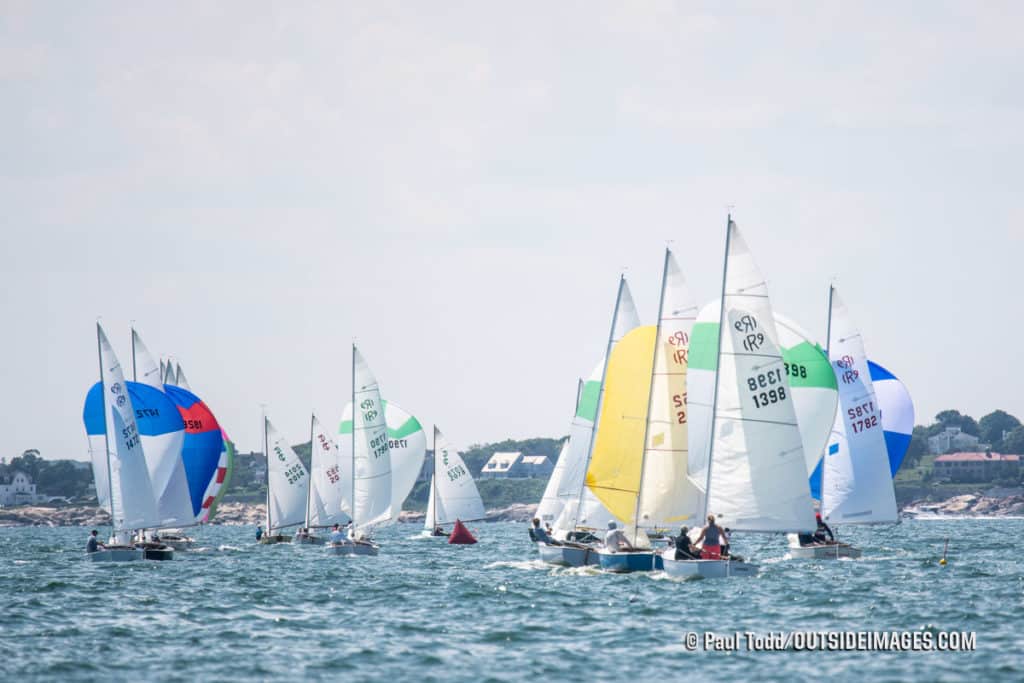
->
[585,325,656,524]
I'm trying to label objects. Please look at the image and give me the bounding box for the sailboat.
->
[85,324,163,562]
[424,426,485,539]
[535,380,581,529]
[259,415,310,544]
[326,346,392,556]
[788,287,899,558]
[536,276,640,567]
[294,414,348,545]
[594,249,700,573]
[663,218,815,579]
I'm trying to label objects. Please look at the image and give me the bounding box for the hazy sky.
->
[2,2,1021,461]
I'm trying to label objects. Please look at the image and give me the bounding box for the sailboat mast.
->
[97,324,117,539]
[130,327,137,382]
[571,275,626,532]
[351,344,357,530]
[263,410,271,532]
[431,426,439,530]
[702,216,733,519]
[821,284,835,518]
[306,414,314,530]
[632,248,672,546]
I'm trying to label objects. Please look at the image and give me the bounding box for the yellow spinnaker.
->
[585,325,656,524]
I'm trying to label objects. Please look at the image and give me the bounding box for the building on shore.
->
[927,427,990,455]
[480,452,553,479]
[933,452,1021,482]
[0,470,43,506]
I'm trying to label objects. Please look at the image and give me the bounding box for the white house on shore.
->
[927,427,989,454]
[480,452,554,479]
[0,471,42,506]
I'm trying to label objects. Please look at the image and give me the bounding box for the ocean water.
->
[0,519,1021,682]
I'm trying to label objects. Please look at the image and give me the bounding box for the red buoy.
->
[448,519,477,545]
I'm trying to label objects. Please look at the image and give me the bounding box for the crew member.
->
[695,515,727,559]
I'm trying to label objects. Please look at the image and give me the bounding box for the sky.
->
[1,2,1022,461]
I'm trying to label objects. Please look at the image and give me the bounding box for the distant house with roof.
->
[933,452,1020,482]
[0,471,42,506]
[480,452,554,479]
[927,427,988,454]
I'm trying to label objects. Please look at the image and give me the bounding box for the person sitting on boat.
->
[695,515,727,559]
[530,518,553,544]
[603,521,633,552]
[256,526,263,542]
[329,524,345,544]
[673,526,699,560]
[86,529,105,553]
[812,514,835,544]
[720,528,744,562]
[432,525,450,537]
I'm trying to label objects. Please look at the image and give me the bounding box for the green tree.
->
[8,449,44,480]
[979,410,1022,449]
[904,426,929,467]
[1002,426,1024,455]
[933,410,980,436]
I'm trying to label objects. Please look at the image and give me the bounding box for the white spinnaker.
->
[309,414,349,527]
[637,250,701,529]
[265,417,309,531]
[175,363,192,392]
[352,348,393,529]
[822,289,898,524]
[704,222,816,532]
[98,324,161,532]
[425,427,485,528]
[338,400,424,518]
[557,278,641,534]
[131,328,163,389]
[536,438,569,525]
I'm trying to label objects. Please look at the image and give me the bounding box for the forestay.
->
[265,417,309,531]
[822,288,898,524]
[352,347,393,529]
[425,427,485,528]
[702,221,816,533]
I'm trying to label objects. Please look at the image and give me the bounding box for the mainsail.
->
[425,427,485,529]
[308,413,349,527]
[351,347,393,529]
[702,220,816,532]
[264,416,309,531]
[821,288,898,524]
[131,328,163,389]
[95,324,161,531]
[338,399,424,519]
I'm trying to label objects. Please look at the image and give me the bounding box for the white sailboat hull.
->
[87,546,145,563]
[325,541,379,556]
[786,535,862,559]
[537,542,600,567]
[662,557,757,579]
[292,534,326,546]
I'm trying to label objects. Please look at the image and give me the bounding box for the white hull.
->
[325,541,380,556]
[787,541,862,559]
[156,535,194,551]
[662,557,757,579]
[87,547,145,563]
[292,534,326,546]
[537,542,599,567]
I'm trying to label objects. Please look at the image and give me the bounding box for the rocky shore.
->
[0,501,540,528]
[905,493,1024,516]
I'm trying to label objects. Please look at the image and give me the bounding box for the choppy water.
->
[1,519,1021,681]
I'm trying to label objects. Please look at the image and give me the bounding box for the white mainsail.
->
[308,414,350,527]
[424,427,485,529]
[536,436,570,525]
[131,328,163,389]
[635,249,702,530]
[822,287,898,524]
[351,347,393,529]
[702,220,816,532]
[162,358,177,386]
[265,417,309,531]
[338,399,423,519]
[556,277,640,535]
[97,324,161,531]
